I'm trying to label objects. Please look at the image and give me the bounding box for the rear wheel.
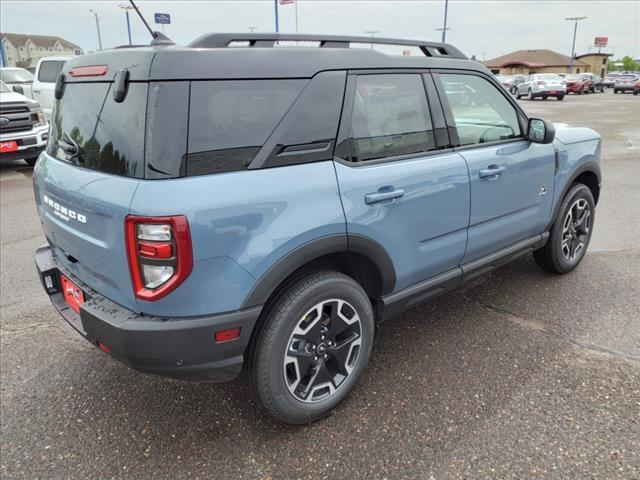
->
[534,183,595,274]
[557,95,565,101]
[252,271,374,424]
[527,88,534,100]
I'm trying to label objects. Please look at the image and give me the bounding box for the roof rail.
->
[188,33,467,59]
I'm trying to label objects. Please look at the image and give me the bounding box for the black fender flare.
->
[241,234,396,308]
[547,161,601,231]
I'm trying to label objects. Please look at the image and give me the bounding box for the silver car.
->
[515,74,566,101]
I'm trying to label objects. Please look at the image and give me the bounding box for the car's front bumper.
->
[0,124,49,161]
[35,245,262,381]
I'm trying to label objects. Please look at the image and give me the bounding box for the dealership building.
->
[484,49,611,77]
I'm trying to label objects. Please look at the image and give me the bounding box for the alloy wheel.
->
[283,299,362,403]
[561,198,591,261]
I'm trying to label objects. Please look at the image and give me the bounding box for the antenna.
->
[128,0,174,45]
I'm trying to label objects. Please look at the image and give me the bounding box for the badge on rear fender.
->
[42,195,87,224]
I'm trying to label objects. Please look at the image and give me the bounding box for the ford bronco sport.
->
[34,33,601,424]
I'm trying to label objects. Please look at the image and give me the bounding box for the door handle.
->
[33,89,41,93]
[365,188,405,205]
[479,165,506,178]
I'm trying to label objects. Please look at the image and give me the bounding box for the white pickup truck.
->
[0,81,49,166]
[32,57,70,120]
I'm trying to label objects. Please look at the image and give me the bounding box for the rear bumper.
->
[35,245,262,382]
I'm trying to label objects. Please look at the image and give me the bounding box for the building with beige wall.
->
[1,33,81,68]
[575,53,612,78]
[484,49,591,75]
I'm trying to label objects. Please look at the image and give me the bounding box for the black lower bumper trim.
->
[35,245,262,382]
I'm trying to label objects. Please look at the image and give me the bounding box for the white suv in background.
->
[0,81,49,166]
[32,57,70,120]
[515,74,566,101]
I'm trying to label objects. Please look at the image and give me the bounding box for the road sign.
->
[154,13,171,25]
[594,36,608,47]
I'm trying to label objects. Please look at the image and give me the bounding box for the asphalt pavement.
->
[1,89,639,479]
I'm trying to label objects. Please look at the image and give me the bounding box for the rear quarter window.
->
[187,79,306,176]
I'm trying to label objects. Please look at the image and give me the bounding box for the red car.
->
[565,74,592,95]
[634,80,640,95]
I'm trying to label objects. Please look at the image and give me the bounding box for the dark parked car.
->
[495,74,525,94]
[33,33,602,424]
[586,74,605,93]
[565,74,592,95]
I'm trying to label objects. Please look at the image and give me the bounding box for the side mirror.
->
[527,118,555,144]
[12,85,24,95]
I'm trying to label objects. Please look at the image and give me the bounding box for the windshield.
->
[565,75,584,81]
[537,74,561,80]
[1,69,34,83]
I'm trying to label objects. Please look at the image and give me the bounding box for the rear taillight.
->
[125,215,193,301]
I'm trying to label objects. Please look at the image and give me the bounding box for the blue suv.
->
[34,34,601,424]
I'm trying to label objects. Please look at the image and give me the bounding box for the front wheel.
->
[533,183,595,274]
[252,271,374,424]
[557,95,565,101]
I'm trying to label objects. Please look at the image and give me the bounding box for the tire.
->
[24,157,38,167]
[252,271,374,424]
[527,88,534,100]
[578,89,583,95]
[557,95,565,101]
[515,89,522,100]
[533,183,595,274]
[542,96,548,100]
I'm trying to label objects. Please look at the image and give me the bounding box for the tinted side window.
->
[187,79,306,176]
[38,61,64,83]
[437,73,521,146]
[344,74,435,162]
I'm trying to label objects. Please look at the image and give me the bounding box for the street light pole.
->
[440,0,449,43]
[119,4,134,45]
[89,9,103,50]
[364,30,380,50]
[565,16,587,73]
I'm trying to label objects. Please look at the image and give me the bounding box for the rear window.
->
[37,61,65,83]
[47,82,148,178]
[187,79,306,175]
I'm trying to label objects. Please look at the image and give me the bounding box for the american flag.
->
[279,0,295,4]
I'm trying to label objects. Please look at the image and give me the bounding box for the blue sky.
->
[1,1,638,59]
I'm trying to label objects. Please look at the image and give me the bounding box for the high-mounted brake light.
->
[68,65,108,78]
[125,215,192,301]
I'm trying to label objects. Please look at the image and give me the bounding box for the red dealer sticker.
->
[61,275,85,314]
[0,141,18,153]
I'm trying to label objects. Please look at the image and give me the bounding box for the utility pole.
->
[364,30,380,50]
[435,27,450,43]
[440,0,449,43]
[565,16,587,73]
[89,9,103,50]
[119,4,134,45]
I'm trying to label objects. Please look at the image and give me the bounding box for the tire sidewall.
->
[549,184,595,273]
[255,274,374,423]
